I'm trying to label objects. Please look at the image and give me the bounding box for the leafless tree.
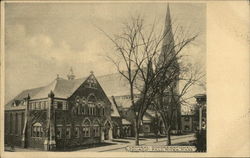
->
[153,62,205,145]
[98,13,198,145]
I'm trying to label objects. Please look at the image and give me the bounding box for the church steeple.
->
[158,4,176,66]
[67,67,75,80]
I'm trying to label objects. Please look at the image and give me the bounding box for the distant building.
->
[180,93,206,133]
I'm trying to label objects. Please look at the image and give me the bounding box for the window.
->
[88,79,96,88]
[29,103,33,110]
[15,113,18,135]
[102,108,105,115]
[37,102,41,109]
[93,120,100,137]
[81,105,85,114]
[66,126,71,139]
[87,94,97,102]
[54,101,58,109]
[63,102,68,110]
[75,127,80,138]
[77,105,81,115]
[93,107,96,116]
[82,119,91,137]
[32,122,43,137]
[82,127,90,137]
[41,101,44,109]
[10,113,13,134]
[21,112,24,135]
[56,126,62,139]
[57,101,63,110]
[88,107,92,115]
[93,126,100,137]
[44,101,48,109]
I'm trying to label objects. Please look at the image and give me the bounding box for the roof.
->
[109,97,120,117]
[5,73,123,116]
[143,110,156,122]
[5,77,87,108]
[97,73,140,97]
[111,96,134,109]
[6,71,142,113]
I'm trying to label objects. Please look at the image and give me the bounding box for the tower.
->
[158,4,182,134]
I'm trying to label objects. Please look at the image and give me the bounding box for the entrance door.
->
[104,121,112,140]
[104,128,109,140]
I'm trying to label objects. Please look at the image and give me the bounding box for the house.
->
[4,70,121,151]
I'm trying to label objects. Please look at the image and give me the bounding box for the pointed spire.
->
[158,4,176,66]
[67,67,75,80]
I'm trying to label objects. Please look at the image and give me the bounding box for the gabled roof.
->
[109,97,120,117]
[5,77,87,107]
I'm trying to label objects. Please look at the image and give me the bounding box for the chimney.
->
[67,67,75,80]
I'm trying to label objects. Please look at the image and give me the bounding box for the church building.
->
[5,70,121,151]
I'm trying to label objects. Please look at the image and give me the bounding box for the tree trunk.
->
[134,119,139,145]
[166,128,171,146]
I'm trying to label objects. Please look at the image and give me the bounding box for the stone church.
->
[5,70,121,151]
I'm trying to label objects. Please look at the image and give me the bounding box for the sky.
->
[4,2,206,103]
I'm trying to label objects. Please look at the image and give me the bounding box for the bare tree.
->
[98,11,198,145]
[153,62,205,145]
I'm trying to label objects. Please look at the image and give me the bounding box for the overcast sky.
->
[4,2,206,103]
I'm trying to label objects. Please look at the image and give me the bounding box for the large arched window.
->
[32,122,43,137]
[92,120,100,137]
[82,119,91,137]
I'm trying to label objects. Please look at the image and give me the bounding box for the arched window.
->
[32,122,43,137]
[92,120,100,137]
[87,93,97,103]
[66,124,71,139]
[82,119,91,137]
[56,124,63,139]
[74,126,80,138]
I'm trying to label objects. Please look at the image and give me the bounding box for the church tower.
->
[158,4,182,134]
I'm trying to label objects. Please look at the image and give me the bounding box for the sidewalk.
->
[77,133,196,152]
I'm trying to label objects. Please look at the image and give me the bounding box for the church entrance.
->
[103,121,112,140]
